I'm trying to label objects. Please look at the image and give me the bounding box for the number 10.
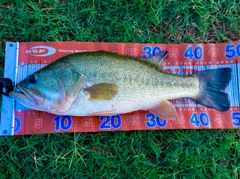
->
[53,115,72,131]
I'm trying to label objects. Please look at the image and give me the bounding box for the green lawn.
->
[0,0,240,178]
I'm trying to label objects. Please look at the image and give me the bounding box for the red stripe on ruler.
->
[12,41,240,135]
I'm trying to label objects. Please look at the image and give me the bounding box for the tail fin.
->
[194,68,232,111]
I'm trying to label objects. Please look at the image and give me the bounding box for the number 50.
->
[225,44,240,59]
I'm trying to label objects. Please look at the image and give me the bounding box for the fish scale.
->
[9,51,231,120]
[67,53,200,112]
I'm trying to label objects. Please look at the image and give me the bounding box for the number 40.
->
[190,112,210,127]
[184,46,203,60]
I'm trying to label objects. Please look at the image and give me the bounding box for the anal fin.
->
[148,100,178,120]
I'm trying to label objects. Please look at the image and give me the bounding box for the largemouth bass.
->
[9,51,231,120]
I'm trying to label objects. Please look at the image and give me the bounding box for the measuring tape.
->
[1,41,240,136]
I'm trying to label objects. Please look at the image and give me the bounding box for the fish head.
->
[10,62,86,113]
[10,68,63,111]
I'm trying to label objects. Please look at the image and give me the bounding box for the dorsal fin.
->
[141,50,169,71]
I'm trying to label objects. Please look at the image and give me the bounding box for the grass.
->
[1,131,240,178]
[0,0,240,178]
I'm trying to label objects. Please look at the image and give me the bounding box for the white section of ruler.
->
[0,42,19,136]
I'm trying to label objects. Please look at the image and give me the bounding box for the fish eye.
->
[28,74,37,84]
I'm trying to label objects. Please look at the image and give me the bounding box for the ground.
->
[0,0,239,178]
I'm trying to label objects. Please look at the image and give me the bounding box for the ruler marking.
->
[236,61,240,106]
[9,41,240,135]
[0,42,19,136]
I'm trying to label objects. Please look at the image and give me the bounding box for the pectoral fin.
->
[84,83,118,100]
[148,100,178,120]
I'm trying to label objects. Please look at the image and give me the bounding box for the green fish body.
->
[9,51,232,120]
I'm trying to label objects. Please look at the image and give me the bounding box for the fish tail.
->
[194,68,232,111]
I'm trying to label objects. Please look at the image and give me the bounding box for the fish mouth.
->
[17,84,43,106]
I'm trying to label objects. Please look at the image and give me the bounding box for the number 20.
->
[100,115,122,129]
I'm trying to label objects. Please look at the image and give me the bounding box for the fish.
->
[9,51,232,120]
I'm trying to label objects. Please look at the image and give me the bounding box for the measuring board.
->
[1,41,240,136]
